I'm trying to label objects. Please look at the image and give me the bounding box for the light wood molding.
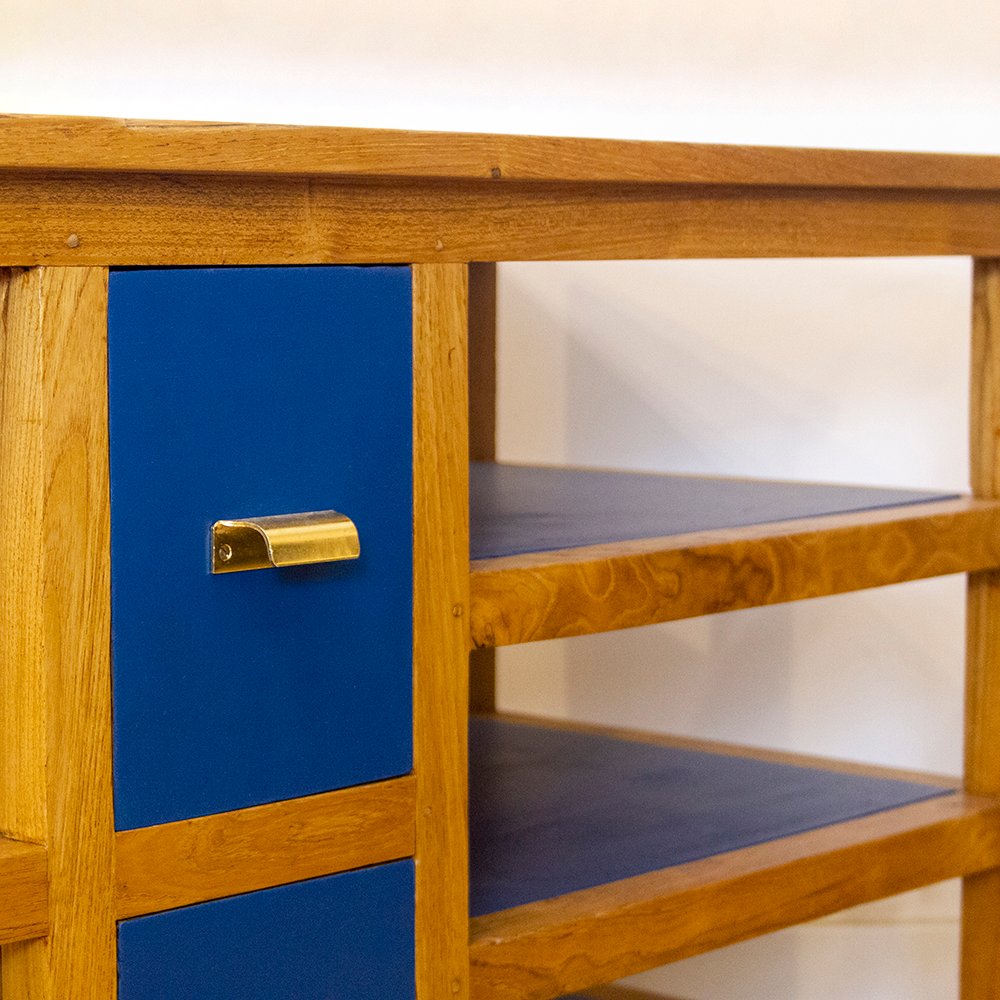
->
[963,257,1000,998]
[0,839,49,946]
[413,263,471,1000]
[0,267,117,999]
[469,793,1000,1000]
[5,114,1000,190]
[4,174,1000,267]
[115,776,415,919]
[470,497,1000,647]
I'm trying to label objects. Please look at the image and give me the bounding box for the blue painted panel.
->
[108,266,412,830]
[469,462,957,559]
[469,718,950,915]
[118,860,415,999]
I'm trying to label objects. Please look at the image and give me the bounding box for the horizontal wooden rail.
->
[115,775,415,919]
[0,837,49,944]
[471,498,1000,647]
[469,792,1000,1000]
[4,175,1000,267]
[4,115,1000,190]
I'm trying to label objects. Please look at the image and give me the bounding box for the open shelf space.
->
[468,716,1000,1000]
[469,462,1000,647]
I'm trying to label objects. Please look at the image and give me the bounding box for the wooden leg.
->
[963,258,1000,998]
[0,267,117,998]
[413,263,471,1000]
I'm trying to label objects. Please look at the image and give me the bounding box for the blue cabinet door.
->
[118,861,415,999]
[108,266,413,830]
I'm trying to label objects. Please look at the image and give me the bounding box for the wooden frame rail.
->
[115,777,415,919]
[2,116,1000,266]
[0,839,49,946]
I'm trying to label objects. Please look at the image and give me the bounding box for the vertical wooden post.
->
[963,257,1000,997]
[468,262,499,714]
[413,263,471,1000]
[0,267,117,999]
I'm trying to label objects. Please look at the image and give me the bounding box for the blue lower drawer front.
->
[118,860,415,999]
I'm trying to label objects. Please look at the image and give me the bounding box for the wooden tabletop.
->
[2,113,1000,190]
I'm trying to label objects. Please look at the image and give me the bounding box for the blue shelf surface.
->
[469,717,951,917]
[469,462,957,560]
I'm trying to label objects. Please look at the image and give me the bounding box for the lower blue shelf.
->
[469,717,951,917]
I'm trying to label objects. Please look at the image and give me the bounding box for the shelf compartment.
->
[469,463,1000,647]
[468,716,1000,1000]
[0,837,49,945]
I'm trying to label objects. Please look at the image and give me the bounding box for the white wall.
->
[5,3,998,996]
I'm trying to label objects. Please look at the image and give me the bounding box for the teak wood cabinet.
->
[2,114,1000,1000]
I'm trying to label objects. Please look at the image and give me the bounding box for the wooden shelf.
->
[469,463,1000,647]
[468,716,1000,1000]
[0,837,49,946]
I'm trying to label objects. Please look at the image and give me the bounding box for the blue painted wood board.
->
[469,462,958,560]
[118,860,415,999]
[469,718,950,916]
[108,266,413,830]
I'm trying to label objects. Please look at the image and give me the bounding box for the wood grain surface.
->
[0,267,117,999]
[4,173,1000,267]
[470,497,1000,647]
[413,263,471,1000]
[963,257,1000,998]
[115,776,415,919]
[469,793,1000,1000]
[0,839,49,946]
[4,114,1000,190]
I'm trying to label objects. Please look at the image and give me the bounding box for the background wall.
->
[5,3,998,996]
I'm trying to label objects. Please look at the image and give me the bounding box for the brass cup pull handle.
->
[211,510,360,574]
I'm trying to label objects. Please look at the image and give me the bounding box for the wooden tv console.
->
[1,114,1000,999]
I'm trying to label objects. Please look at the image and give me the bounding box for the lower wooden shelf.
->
[468,715,1000,1000]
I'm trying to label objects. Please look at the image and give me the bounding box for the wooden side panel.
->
[5,174,1000,267]
[468,262,498,713]
[0,267,117,998]
[963,257,1000,998]
[412,264,471,1000]
[116,776,416,919]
